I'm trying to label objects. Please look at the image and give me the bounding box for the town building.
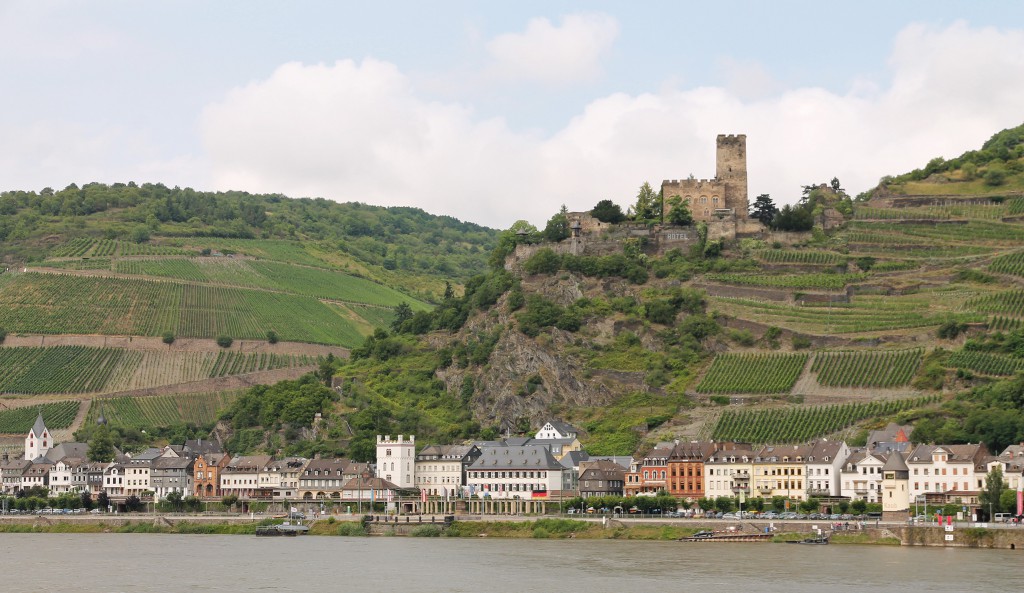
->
[704,447,757,500]
[194,452,230,499]
[905,443,990,506]
[805,440,851,498]
[466,445,566,500]
[415,444,481,496]
[624,443,674,496]
[535,421,579,440]
[220,455,273,500]
[753,444,813,501]
[376,434,415,489]
[882,450,910,521]
[151,456,194,499]
[578,459,626,498]
[298,458,368,500]
[840,449,887,503]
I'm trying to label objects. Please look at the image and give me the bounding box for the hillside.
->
[0,184,497,452]
[6,123,1024,460]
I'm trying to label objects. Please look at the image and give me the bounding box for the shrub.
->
[216,335,233,348]
[266,330,279,344]
[984,169,1006,187]
[792,335,812,350]
[337,521,368,536]
[161,331,175,345]
[710,395,730,406]
[410,525,442,537]
[0,328,6,344]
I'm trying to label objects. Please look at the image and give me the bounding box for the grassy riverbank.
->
[0,518,905,546]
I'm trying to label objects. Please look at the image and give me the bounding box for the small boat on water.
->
[679,531,773,543]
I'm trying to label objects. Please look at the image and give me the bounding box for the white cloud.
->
[485,13,619,84]
[200,22,1024,229]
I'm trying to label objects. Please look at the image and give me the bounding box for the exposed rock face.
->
[434,272,650,432]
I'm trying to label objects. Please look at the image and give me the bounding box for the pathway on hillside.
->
[1,334,349,357]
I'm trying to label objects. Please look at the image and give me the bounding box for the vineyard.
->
[86,391,242,428]
[0,346,132,394]
[0,273,369,346]
[710,295,982,334]
[696,353,808,394]
[111,258,425,308]
[49,239,191,258]
[854,204,1007,221]
[946,350,1024,376]
[755,250,846,265]
[103,350,314,392]
[969,289,1024,317]
[710,396,937,443]
[705,272,866,290]
[0,401,81,433]
[810,349,923,388]
[989,250,1024,277]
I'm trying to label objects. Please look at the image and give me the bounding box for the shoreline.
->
[0,516,1019,549]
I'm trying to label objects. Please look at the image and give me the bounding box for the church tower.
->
[376,434,416,489]
[25,412,51,461]
[715,134,748,216]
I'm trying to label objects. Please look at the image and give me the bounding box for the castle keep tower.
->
[661,133,748,223]
[715,134,748,216]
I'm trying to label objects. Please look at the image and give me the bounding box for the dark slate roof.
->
[882,450,909,472]
[184,439,223,456]
[45,442,89,463]
[31,413,47,437]
[468,445,564,471]
[544,421,578,435]
[225,455,272,472]
[152,457,193,471]
[416,444,480,461]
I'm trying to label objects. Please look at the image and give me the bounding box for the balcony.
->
[807,489,831,497]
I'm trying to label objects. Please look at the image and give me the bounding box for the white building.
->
[704,447,756,499]
[905,444,989,505]
[535,421,578,440]
[465,445,566,500]
[840,449,886,503]
[377,434,415,489]
[415,444,481,496]
[806,440,850,498]
[24,413,51,461]
[220,455,272,499]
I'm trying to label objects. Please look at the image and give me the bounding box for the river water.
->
[2,534,1021,592]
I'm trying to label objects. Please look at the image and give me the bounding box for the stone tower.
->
[715,134,748,216]
[376,434,416,489]
[881,450,910,521]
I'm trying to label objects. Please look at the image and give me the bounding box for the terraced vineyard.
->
[706,272,866,290]
[86,391,242,428]
[0,273,368,346]
[810,349,923,388]
[0,346,132,394]
[969,289,1024,317]
[854,203,1008,221]
[50,238,191,258]
[989,250,1024,277]
[696,353,808,394]
[710,396,937,443]
[103,350,314,392]
[946,350,1024,376]
[0,401,81,433]
[712,295,984,334]
[756,250,846,265]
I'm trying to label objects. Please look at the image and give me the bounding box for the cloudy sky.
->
[2,1,1023,228]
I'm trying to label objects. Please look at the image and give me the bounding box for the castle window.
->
[684,195,692,203]
[712,196,719,204]
[700,196,707,203]
[704,209,709,216]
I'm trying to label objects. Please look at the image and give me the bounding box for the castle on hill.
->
[662,134,749,223]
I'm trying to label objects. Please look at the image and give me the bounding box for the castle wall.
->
[661,179,728,223]
[716,134,748,216]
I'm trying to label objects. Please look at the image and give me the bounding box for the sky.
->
[2,1,1024,229]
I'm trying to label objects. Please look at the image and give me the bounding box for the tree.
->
[979,466,1006,520]
[771,204,814,231]
[216,335,233,348]
[125,495,143,512]
[750,194,778,226]
[443,281,455,301]
[632,182,660,221]
[87,424,115,462]
[266,330,279,344]
[80,490,93,510]
[591,199,626,224]
[97,491,109,511]
[222,494,239,511]
[391,302,413,332]
[164,491,184,512]
[666,196,693,226]
[0,327,6,344]
[542,210,570,242]
[161,331,175,346]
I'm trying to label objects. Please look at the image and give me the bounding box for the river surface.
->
[2,534,1021,592]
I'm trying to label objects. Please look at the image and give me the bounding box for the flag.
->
[387,489,393,503]
[421,489,427,502]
